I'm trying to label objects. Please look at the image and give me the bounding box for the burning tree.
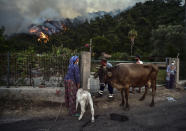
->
[37,32,49,43]
[128,29,138,56]
[29,27,49,44]
[28,20,69,45]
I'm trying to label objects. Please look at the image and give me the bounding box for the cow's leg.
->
[120,89,125,107]
[124,86,130,110]
[138,87,141,93]
[132,87,135,94]
[78,101,85,120]
[150,80,156,107]
[139,85,148,101]
[139,81,151,101]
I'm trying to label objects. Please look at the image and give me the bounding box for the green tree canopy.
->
[151,25,185,58]
[92,36,112,58]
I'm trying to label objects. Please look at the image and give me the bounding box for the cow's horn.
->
[107,72,112,77]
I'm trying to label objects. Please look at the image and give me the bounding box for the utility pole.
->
[80,52,91,90]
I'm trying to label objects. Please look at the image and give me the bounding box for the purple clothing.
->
[64,56,80,84]
[64,56,80,115]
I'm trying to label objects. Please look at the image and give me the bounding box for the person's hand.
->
[94,72,98,78]
[77,83,80,88]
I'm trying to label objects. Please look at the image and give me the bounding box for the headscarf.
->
[72,55,79,64]
[68,55,79,68]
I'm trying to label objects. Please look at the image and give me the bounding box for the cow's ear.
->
[107,72,112,77]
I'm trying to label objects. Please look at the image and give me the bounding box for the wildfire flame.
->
[29,28,38,33]
[37,32,49,43]
[29,21,69,44]
[62,24,68,31]
[29,27,49,43]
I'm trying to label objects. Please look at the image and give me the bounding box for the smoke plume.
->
[0,0,148,34]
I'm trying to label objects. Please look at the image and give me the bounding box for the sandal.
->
[72,113,80,117]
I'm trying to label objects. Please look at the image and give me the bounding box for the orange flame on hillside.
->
[62,24,68,31]
[29,26,49,43]
[37,32,49,43]
[29,28,38,33]
[29,22,69,44]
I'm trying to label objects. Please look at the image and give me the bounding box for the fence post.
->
[80,51,91,90]
[176,58,179,84]
[7,52,10,88]
[29,55,32,86]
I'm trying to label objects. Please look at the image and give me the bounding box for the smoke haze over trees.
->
[0,0,185,60]
[0,0,148,34]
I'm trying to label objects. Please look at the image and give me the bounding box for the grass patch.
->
[157,69,166,84]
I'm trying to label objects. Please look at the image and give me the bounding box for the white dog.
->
[76,88,95,122]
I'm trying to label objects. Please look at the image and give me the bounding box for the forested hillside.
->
[0,0,185,60]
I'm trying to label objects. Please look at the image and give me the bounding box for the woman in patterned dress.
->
[64,56,80,116]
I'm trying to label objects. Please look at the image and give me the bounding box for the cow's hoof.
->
[120,103,124,107]
[149,103,155,107]
[123,105,130,111]
[139,97,145,101]
[123,107,130,111]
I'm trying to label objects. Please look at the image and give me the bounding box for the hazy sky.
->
[2,0,180,34]
[0,0,150,34]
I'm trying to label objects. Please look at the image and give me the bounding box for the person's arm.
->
[136,61,140,64]
[166,65,171,77]
[166,65,170,73]
[94,70,99,78]
[174,66,177,74]
[107,62,112,68]
[74,65,80,87]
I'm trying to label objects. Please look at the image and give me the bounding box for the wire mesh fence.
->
[0,53,70,87]
[1,53,184,87]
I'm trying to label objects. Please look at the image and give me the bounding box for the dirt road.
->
[0,87,186,131]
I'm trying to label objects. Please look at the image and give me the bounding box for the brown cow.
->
[97,63,158,109]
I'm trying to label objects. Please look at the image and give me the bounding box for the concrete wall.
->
[0,87,65,103]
